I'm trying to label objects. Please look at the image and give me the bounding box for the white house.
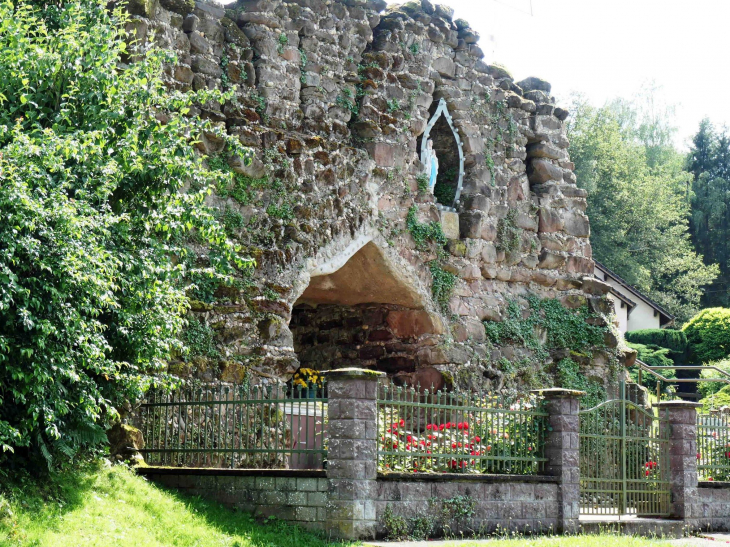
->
[593,261,674,334]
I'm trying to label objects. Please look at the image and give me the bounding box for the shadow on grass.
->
[1,461,99,526]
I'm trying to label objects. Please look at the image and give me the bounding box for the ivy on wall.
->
[485,297,613,400]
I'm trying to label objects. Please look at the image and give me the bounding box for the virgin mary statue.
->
[423,139,439,193]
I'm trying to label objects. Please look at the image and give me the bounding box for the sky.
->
[437,0,730,149]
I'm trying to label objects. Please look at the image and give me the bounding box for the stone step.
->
[579,516,687,539]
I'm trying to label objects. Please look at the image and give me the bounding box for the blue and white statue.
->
[423,139,439,193]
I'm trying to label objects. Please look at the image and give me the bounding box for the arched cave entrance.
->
[289,242,447,389]
[418,98,465,210]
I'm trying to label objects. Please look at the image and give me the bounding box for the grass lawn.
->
[0,461,352,547]
[0,461,677,547]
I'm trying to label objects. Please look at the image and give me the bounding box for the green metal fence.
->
[579,381,671,517]
[697,411,730,481]
[138,381,327,469]
[376,380,547,474]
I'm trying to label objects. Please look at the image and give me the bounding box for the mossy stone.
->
[160,0,194,17]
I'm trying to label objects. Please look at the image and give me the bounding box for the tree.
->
[0,0,251,466]
[683,308,730,364]
[567,96,717,322]
[687,120,730,307]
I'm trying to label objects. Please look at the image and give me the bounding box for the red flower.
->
[457,422,464,430]
[406,435,412,442]
[452,442,457,449]
[645,470,650,476]
[709,477,714,481]
[439,424,445,431]
[463,423,469,430]
[445,422,452,429]
[697,453,702,459]
[426,424,433,430]
[399,419,405,427]
[393,442,398,449]
[427,434,434,440]
[486,445,492,452]
[474,436,481,443]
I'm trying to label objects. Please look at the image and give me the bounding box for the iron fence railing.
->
[138,381,327,469]
[697,411,730,481]
[376,380,547,475]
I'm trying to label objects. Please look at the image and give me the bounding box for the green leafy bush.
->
[698,359,730,399]
[0,0,251,465]
[683,308,730,363]
[625,329,687,354]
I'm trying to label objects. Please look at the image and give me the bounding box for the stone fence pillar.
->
[534,388,584,534]
[324,368,384,540]
[655,400,702,520]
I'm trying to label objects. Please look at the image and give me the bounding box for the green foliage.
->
[485,298,610,398]
[336,89,359,116]
[386,98,401,113]
[220,207,245,235]
[429,262,457,309]
[687,119,730,308]
[496,208,522,254]
[406,206,447,250]
[299,48,308,85]
[484,298,608,361]
[701,383,730,411]
[0,0,252,465]
[555,358,607,408]
[219,53,231,90]
[698,359,730,399]
[409,42,420,55]
[277,32,288,54]
[181,317,219,361]
[433,166,458,206]
[683,308,730,363]
[625,329,688,354]
[567,94,717,321]
[382,504,409,540]
[416,173,429,193]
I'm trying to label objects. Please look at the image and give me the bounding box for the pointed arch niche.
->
[419,98,465,210]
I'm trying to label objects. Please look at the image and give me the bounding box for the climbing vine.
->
[485,297,614,401]
[430,262,457,309]
[406,206,447,250]
[496,208,522,254]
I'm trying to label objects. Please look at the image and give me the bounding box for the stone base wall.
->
[138,468,328,531]
[375,474,560,537]
[695,482,730,532]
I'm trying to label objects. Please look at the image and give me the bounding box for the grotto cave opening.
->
[289,242,448,391]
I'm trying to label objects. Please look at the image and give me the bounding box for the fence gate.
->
[579,382,671,517]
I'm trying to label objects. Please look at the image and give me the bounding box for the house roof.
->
[594,261,675,325]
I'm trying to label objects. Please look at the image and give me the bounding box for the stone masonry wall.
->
[126,0,619,388]
[376,475,560,536]
[695,482,730,532]
[140,469,329,530]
